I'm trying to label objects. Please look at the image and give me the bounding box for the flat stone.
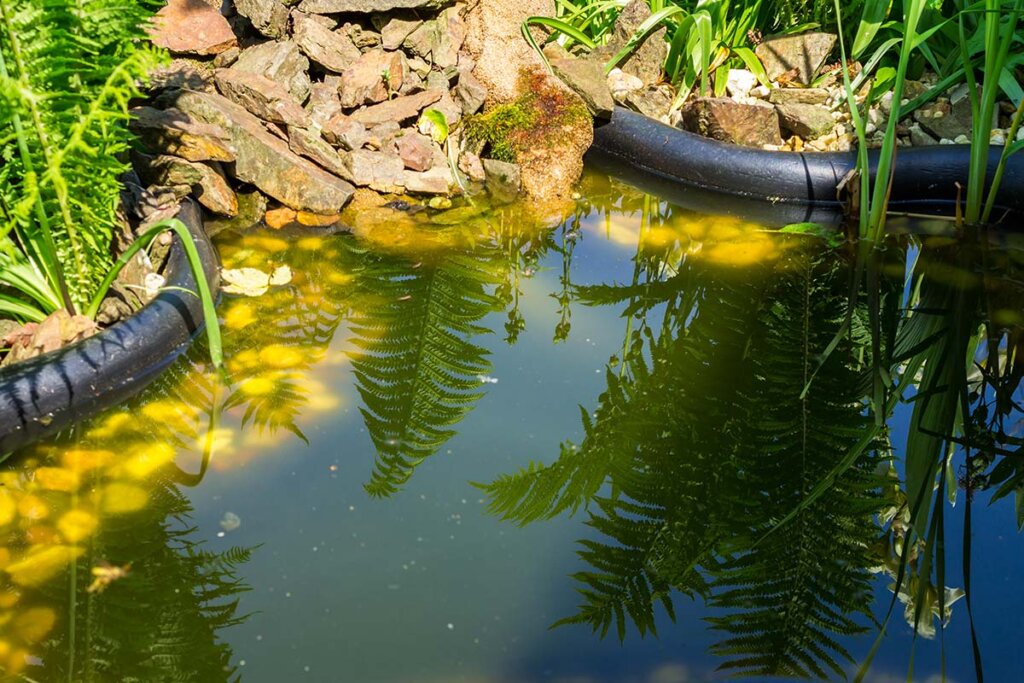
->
[214,69,310,127]
[235,0,289,39]
[551,56,614,119]
[624,86,673,121]
[293,12,361,73]
[265,206,298,229]
[681,97,782,147]
[322,114,369,150]
[458,152,486,182]
[482,158,520,203]
[377,13,423,50]
[366,121,401,150]
[172,90,354,213]
[403,166,451,194]
[345,23,382,49]
[233,40,312,104]
[205,188,267,236]
[909,123,938,147]
[755,32,837,85]
[289,126,351,178]
[133,152,236,215]
[769,87,831,105]
[297,0,452,12]
[776,102,835,138]
[396,132,435,171]
[608,0,666,86]
[339,49,408,109]
[214,47,241,69]
[129,106,235,162]
[306,82,344,127]
[350,89,443,126]
[190,162,238,216]
[149,0,237,56]
[344,150,406,192]
[403,7,465,69]
[453,70,487,115]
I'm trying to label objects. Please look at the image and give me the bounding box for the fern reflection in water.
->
[484,241,893,678]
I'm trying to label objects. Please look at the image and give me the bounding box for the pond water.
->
[1,172,1022,682]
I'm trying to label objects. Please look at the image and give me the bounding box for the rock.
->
[403,166,452,194]
[350,89,443,126]
[378,13,423,50]
[214,69,310,127]
[403,7,465,69]
[915,101,968,141]
[607,68,643,101]
[551,56,615,119]
[396,132,435,171]
[909,123,938,147]
[453,70,487,116]
[339,49,408,109]
[149,0,237,56]
[458,152,486,182]
[755,32,837,85]
[343,23,383,50]
[297,211,342,227]
[171,90,354,213]
[323,114,370,150]
[726,69,758,99]
[482,158,520,203]
[129,106,236,162]
[299,0,451,11]
[768,87,830,105]
[776,102,835,138]
[343,150,406,192]
[132,153,238,216]
[1,311,97,367]
[432,92,463,127]
[233,40,311,104]
[624,85,673,121]
[366,121,401,150]
[463,0,549,103]
[214,47,241,69]
[293,12,361,73]
[307,82,344,127]
[265,206,298,229]
[235,0,289,39]
[289,126,351,178]
[608,0,666,86]
[205,188,268,236]
[682,97,782,147]
[149,59,216,92]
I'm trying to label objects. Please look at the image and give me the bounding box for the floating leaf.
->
[221,265,292,297]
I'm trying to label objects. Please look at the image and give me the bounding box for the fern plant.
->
[347,244,503,497]
[0,0,162,316]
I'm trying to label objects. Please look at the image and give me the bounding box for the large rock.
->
[395,132,435,171]
[776,102,835,139]
[293,12,361,73]
[297,0,452,11]
[129,107,236,162]
[403,166,451,194]
[343,150,406,192]
[171,91,355,213]
[402,7,465,69]
[755,32,837,85]
[608,0,666,87]
[149,0,237,56]
[377,14,423,50]
[350,89,443,126]
[551,56,615,119]
[233,40,312,104]
[682,97,782,147]
[214,69,310,127]
[463,0,549,103]
[289,127,351,178]
[339,49,408,109]
[235,0,289,39]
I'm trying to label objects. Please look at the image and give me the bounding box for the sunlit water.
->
[1,172,1022,682]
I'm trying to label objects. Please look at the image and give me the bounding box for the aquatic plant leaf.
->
[221,266,292,297]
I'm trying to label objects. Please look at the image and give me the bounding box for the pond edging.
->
[587,107,1024,227]
[0,201,219,454]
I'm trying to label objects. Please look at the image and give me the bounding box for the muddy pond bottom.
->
[2,172,1023,682]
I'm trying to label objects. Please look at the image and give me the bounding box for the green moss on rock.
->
[462,69,591,164]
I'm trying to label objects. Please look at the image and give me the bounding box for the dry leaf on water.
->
[221,265,292,297]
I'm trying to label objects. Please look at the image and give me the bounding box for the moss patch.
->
[462,69,591,164]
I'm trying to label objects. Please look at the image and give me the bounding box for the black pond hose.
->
[0,200,219,454]
[586,107,1024,227]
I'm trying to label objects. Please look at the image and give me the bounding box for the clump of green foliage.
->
[463,70,591,163]
[0,0,162,317]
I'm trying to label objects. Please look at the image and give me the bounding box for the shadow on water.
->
[0,172,1022,681]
